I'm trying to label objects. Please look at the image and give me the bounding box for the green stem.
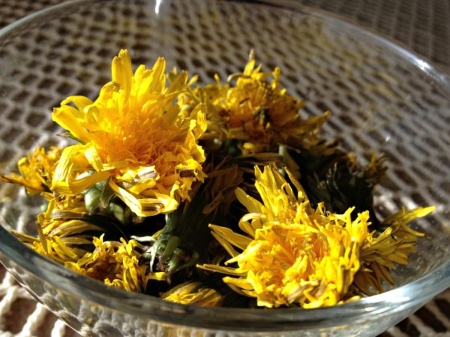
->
[143,157,246,281]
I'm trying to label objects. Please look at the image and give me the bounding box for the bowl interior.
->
[0,0,449,334]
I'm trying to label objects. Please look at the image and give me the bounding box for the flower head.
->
[26,197,120,263]
[65,235,165,292]
[51,50,207,217]
[200,166,368,308]
[161,281,223,307]
[353,206,434,295]
[30,233,84,265]
[0,146,62,195]
[192,52,330,154]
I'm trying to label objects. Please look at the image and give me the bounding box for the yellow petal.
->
[209,224,252,252]
[112,49,133,95]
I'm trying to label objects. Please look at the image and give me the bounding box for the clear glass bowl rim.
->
[0,0,449,332]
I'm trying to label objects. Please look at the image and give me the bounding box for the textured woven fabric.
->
[0,0,449,336]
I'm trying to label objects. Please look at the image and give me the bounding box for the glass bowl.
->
[0,0,449,336]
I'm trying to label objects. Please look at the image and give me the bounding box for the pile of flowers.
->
[0,50,433,309]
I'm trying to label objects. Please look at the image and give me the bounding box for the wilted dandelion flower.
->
[353,206,434,295]
[200,165,368,308]
[194,52,330,154]
[161,281,223,307]
[65,235,165,292]
[15,197,119,262]
[29,234,84,265]
[0,146,62,196]
[51,50,208,217]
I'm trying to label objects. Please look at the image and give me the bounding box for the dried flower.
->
[0,146,62,195]
[190,51,330,155]
[30,234,84,265]
[66,235,165,292]
[18,197,126,263]
[161,281,223,307]
[353,206,435,294]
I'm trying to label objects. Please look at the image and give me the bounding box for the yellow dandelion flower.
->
[16,196,162,291]
[51,49,207,217]
[161,281,223,307]
[31,234,84,265]
[65,235,165,292]
[353,206,434,294]
[200,165,368,308]
[21,198,92,265]
[0,146,62,195]
[22,196,126,266]
[193,52,330,154]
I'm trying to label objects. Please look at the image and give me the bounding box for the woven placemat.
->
[0,0,449,336]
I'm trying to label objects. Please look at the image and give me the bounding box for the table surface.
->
[0,0,449,336]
